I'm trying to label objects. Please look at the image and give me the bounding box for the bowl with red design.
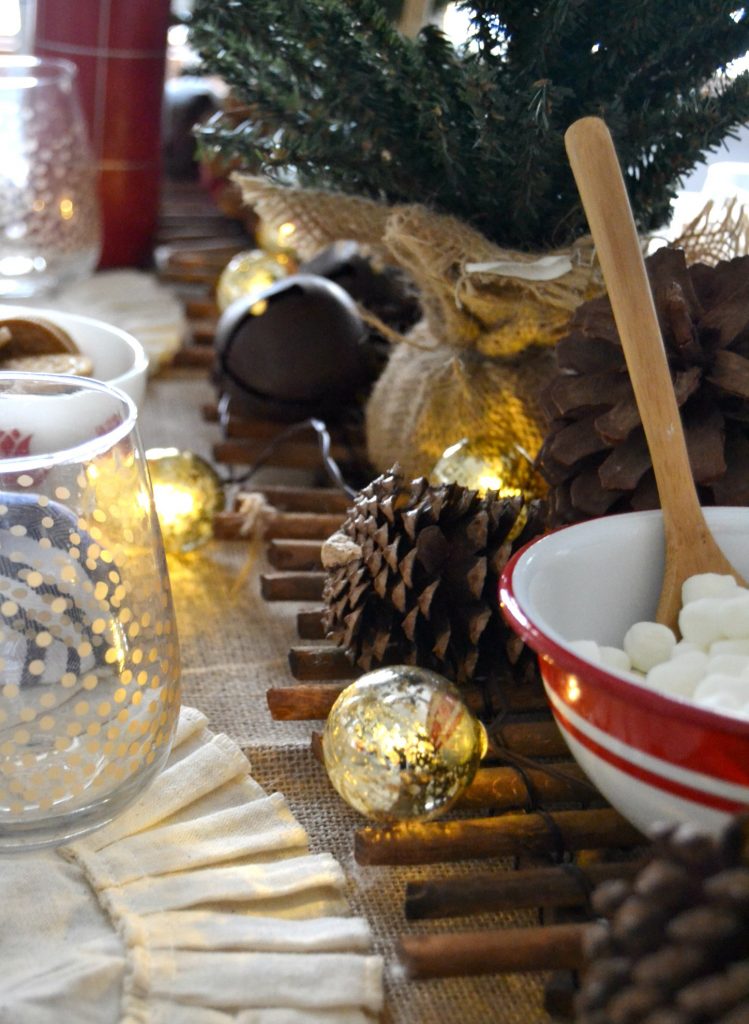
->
[499,507,749,836]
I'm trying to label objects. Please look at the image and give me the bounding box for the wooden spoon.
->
[564,116,744,629]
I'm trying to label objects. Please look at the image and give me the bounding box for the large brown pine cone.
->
[321,465,546,699]
[577,817,749,1024]
[539,248,749,526]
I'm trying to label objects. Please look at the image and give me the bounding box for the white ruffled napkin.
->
[1,707,383,1024]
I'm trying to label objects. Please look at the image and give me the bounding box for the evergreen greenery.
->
[189,0,749,251]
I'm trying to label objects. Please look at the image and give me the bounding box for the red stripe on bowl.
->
[551,699,749,814]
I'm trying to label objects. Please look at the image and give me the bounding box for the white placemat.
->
[0,706,383,1024]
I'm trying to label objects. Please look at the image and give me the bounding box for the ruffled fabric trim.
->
[59,707,383,1023]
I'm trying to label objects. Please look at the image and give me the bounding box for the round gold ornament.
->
[431,436,546,499]
[215,249,293,312]
[322,665,488,822]
[146,448,225,553]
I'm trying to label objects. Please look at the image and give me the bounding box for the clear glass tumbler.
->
[0,55,101,299]
[0,372,180,850]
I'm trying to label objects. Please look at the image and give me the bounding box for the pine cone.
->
[576,817,749,1024]
[539,248,749,526]
[321,465,546,697]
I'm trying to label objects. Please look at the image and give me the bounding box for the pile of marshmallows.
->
[571,573,749,717]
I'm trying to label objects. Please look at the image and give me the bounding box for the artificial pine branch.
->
[189,0,749,251]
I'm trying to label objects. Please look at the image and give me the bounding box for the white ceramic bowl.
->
[0,304,149,407]
[499,507,749,837]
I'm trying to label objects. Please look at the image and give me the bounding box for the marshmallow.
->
[707,653,749,677]
[645,651,707,698]
[599,646,631,673]
[678,598,725,647]
[569,640,601,663]
[710,639,749,657]
[681,572,741,606]
[673,640,706,656]
[693,672,749,704]
[720,593,749,640]
[694,690,744,713]
[623,621,677,673]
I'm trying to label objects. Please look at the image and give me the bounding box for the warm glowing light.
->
[215,249,291,312]
[146,448,225,554]
[152,482,197,521]
[431,437,544,498]
[59,197,74,220]
[256,218,300,256]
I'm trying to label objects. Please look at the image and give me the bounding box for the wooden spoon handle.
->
[564,117,701,537]
[564,117,741,625]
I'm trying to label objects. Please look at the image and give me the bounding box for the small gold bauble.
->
[146,448,225,554]
[431,436,546,498]
[322,665,488,822]
[216,249,293,312]
[255,217,300,256]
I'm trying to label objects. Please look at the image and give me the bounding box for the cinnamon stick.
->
[268,682,351,720]
[213,439,367,470]
[287,646,354,681]
[214,510,342,541]
[355,807,643,865]
[405,859,640,919]
[260,572,325,602]
[489,720,567,759]
[173,346,214,368]
[265,512,343,540]
[267,539,323,571]
[459,761,594,810]
[188,319,217,345]
[255,486,350,513]
[297,608,326,639]
[186,299,219,320]
[398,922,586,978]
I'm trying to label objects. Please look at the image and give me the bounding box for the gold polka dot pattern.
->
[0,410,181,844]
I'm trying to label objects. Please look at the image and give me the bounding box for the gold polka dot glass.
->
[0,372,181,849]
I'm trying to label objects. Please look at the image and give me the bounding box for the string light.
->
[146,448,225,554]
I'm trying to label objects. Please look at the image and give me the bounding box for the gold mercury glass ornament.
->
[146,448,225,554]
[322,665,488,822]
[255,217,300,257]
[431,436,546,498]
[215,248,294,313]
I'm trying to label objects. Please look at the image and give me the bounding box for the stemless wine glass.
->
[0,372,180,850]
[0,55,101,299]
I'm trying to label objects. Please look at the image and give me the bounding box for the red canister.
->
[34,0,170,267]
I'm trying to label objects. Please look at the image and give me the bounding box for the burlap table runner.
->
[136,368,554,1024]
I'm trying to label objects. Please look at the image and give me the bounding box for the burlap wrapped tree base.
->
[236,174,600,481]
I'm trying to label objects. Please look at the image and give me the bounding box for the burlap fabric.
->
[670,195,749,265]
[137,367,554,1024]
[235,175,600,480]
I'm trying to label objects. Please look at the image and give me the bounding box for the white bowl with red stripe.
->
[499,507,749,836]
